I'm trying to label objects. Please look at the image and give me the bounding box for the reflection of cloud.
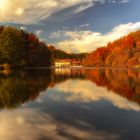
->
[0,109,57,140]
[0,109,119,140]
[49,80,140,111]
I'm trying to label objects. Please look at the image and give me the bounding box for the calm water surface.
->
[0,68,140,140]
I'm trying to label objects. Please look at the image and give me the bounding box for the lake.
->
[0,68,140,140]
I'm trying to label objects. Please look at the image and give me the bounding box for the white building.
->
[55,60,72,67]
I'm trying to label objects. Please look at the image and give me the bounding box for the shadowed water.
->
[0,68,140,140]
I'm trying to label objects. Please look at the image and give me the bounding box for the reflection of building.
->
[71,60,81,66]
[55,68,71,75]
[55,68,84,76]
[54,59,82,67]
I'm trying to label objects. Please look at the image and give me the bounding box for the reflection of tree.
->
[50,68,85,87]
[1,68,140,109]
[0,68,85,109]
[0,77,28,108]
[0,69,52,109]
[85,69,140,105]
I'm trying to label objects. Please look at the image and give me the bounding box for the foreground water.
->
[0,68,140,140]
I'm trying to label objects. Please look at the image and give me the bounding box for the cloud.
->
[20,26,27,31]
[0,0,130,24]
[74,2,94,13]
[36,30,43,36]
[108,0,130,3]
[55,22,140,53]
[48,79,140,111]
[79,23,90,27]
[120,0,130,3]
[49,31,64,39]
[0,0,101,24]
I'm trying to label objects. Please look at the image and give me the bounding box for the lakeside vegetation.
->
[82,30,140,68]
[1,26,140,69]
[0,26,87,68]
[0,26,51,67]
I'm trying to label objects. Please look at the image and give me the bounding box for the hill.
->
[48,45,88,61]
[0,26,51,67]
[82,30,140,68]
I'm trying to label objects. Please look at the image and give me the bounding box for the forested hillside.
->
[48,45,88,61]
[0,26,88,68]
[0,26,51,67]
[83,30,140,68]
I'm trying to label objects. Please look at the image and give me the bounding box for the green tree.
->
[0,27,25,65]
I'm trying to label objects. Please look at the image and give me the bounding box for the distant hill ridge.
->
[48,45,88,61]
[82,30,140,68]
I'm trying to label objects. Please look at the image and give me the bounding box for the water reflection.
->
[0,68,140,140]
[0,70,51,109]
[86,69,140,105]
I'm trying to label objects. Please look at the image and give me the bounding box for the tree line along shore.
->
[0,26,140,69]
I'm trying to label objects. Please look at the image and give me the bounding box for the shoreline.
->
[0,66,140,70]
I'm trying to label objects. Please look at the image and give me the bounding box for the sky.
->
[0,0,140,53]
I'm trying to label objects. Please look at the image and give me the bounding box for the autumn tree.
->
[83,29,140,68]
